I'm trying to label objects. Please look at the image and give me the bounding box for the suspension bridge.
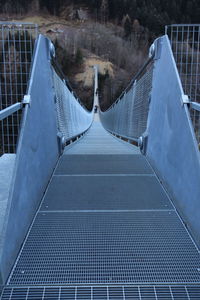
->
[0,23,200,299]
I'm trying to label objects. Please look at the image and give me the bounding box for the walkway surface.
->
[2,120,200,299]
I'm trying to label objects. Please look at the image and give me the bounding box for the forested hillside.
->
[0,0,199,109]
[0,0,199,34]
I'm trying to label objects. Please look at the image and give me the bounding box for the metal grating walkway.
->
[3,120,200,299]
[8,211,200,285]
[64,122,139,155]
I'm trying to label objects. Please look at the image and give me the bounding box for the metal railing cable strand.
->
[53,69,94,145]
[99,51,155,144]
[51,57,89,111]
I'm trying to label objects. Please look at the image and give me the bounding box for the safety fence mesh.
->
[100,62,154,141]
[166,24,200,145]
[53,70,93,142]
[0,23,38,155]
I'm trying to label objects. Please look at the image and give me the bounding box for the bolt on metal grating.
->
[0,22,38,155]
[1,285,200,300]
[166,25,200,145]
[99,59,154,142]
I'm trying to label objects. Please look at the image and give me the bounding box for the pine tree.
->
[75,48,83,65]
[100,0,108,23]
[123,14,132,38]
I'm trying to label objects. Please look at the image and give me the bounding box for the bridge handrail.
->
[52,57,92,113]
[145,34,200,248]
[0,103,23,154]
[99,41,156,143]
[190,102,200,112]
[102,54,155,113]
[0,103,22,121]
[52,66,93,146]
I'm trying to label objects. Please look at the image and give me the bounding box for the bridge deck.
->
[64,121,140,155]
[2,121,200,299]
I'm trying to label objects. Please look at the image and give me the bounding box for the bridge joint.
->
[23,95,31,107]
[182,94,190,106]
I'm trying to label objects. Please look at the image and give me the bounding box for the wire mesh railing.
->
[53,69,93,144]
[0,22,38,155]
[166,24,200,145]
[52,57,89,111]
[99,56,154,143]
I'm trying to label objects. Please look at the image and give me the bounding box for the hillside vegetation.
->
[50,20,150,110]
[0,0,199,108]
[0,0,199,34]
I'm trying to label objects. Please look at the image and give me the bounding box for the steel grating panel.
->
[64,143,139,155]
[9,211,200,285]
[41,175,172,211]
[64,122,139,155]
[55,155,153,175]
[2,285,200,300]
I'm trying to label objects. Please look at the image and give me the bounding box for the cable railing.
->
[99,49,155,144]
[52,57,89,111]
[50,38,94,146]
[166,24,200,145]
[53,69,94,145]
[0,22,38,156]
